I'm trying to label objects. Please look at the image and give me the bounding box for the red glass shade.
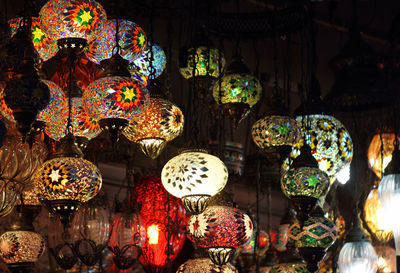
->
[131,176,188,273]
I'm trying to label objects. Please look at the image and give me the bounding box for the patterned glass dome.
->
[83,76,149,121]
[0,231,45,264]
[252,115,301,149]
[179,47,226,79]
[34,157,102,202]
[86,19,146,64]
[130,43,166,79]
[9,17,58,61]
[187,205,253,249]
[177,258,238,273]
[281,167,330,199]
[39,0,107,42]
[283,115,353,182]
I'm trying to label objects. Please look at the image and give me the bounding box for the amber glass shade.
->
[368,133,399,179]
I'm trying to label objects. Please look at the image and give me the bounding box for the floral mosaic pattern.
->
[177,258,238,273]
[86,19,146,64]
[84,76,149,121]
[212,73,262,107]
[289,217,337,249]
[36,80,66,124]
[46,97,101,141]
[187,205,253,249]
[281,167,330,199]
[123,97,184,142]
[0,231,45,263]
[34,157,102,202]
[9,17,58,61]
[39,0,106,41]
[282,115,353,182]
[179,47,226,79]
[252,115,301,149]
[130,43,166,79]
[161,151,228,198]
[269,263,309,273]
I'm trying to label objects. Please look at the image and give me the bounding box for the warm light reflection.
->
[147,224,160,245]
[336,164,350,184]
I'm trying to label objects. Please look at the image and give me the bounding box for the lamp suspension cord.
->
[148,8,155,82]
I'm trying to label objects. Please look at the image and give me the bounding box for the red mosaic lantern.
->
[187,205,253,266]
[132,176,188,273]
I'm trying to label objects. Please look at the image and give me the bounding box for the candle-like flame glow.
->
[147,224,160,245]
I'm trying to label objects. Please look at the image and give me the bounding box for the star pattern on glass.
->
[49,169,61,183]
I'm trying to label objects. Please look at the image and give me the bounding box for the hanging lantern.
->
[161,150,228,214]
[187,205,253,266]
[9,17,58,62]
[212,54,262,128]
[368,132,399,179]
[337,212,378,273]
[0,181,20,218]
[281,145,330,223]
[241,229,270,257]
[84,53,149,144]
[34,133,102,225]
[71,195,110,266]
[289,207,337,273]
[132,176,188,273]
[108,210,146,270]
[273,209,296,252]
[130,43,166,80]
[86,19,146,64]
[364,188,393,243]
[39,0,107,51]
[0,206,45,273]
[268,240,308,273]
[179,46,225,79]
[123,82,184,159]
[177,258,238,273]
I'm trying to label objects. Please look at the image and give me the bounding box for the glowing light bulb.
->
[147,224,160,245]
[337,164,350,184]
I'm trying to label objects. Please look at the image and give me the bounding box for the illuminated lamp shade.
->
[39,0,107,50]
[9,17,58,62]
[251,115,301,150]
[187,205,253,266]
[177,258,238,273]
[212,55,262,128]
[0,207,45,272]
[34,134,102,225]
[241,230,270,257]
[269,263,309,273]
[179,46,226,79]
[45,97,101,147]
[85,19,147,64]
[108,211,146,270]
[281,145,330,223]
[123,94,184,159]
[283,115,353,183]
[130,43,167,80]
[368,132,399,179]
[273,209,297,252]
[375,246,396,273]
[161,150,228,214]
[364,188,393,243]
[132,176,187,272]
[289,207,337,273]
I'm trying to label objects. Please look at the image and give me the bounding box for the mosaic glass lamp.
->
[9,17,58,62]
[34,133,102,225]
[273,208,296,252]
[378,145,400,270]
[241,229,270,257]
[364,188,393,243]
[212,54,262,128]
[177,258,238,273]
[161,150,228,214]
[86,19,146,64]
[179,46,226,79]
[132,176,188,272]
[0,206,45,273]
[84,53,149,144]
[130,43,167,80]
[338,212,378,273]
[289,207,337,273]
[368,132,399,179]
[187,205,253,266]
[281,144,330,223]
[39,0,107,51]
[108,210,146,270]
[123,82,184,159]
